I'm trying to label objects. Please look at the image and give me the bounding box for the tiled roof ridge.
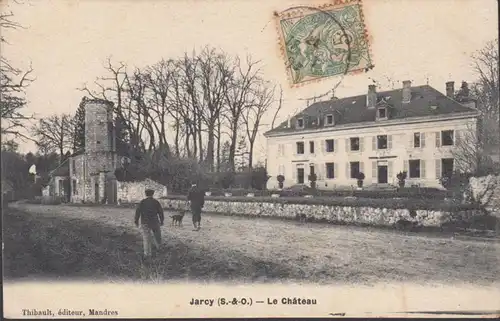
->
[265,83,479,136]
[299,84,434,113]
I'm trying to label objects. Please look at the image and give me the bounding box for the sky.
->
[1,0,498,163]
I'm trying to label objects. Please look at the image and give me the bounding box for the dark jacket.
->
[187,185,205,210]
[135,197,164,227]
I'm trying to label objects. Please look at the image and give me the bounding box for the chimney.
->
[331,89,337,100]
[366,85,377,108]
[402,80,411,103]
[446,81,455,98]
[457,81,476,109]
[287,116,291,128]
[458,81,470,99]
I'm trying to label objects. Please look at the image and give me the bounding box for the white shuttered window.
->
[435,159,441,178]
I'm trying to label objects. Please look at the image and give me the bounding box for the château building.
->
[264,81,480,190]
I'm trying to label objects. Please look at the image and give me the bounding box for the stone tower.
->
[84,98,117,203]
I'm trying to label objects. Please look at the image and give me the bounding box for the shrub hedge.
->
[161,194,479,212]
[201,186,452,200]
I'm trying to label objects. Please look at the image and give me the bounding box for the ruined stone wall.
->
[84,99,116,177]
[69,154,87,203]
[85,99,114,154]
[117,179,168,203]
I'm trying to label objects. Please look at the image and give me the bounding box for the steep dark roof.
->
[265,85,479,136]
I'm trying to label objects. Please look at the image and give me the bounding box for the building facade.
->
[264,81,480,190]
[42,160,70,201]
[69,98,119,203]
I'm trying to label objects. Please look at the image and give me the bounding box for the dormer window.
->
[377,107,388,120]
[296,118,304,129]
[325,114,334,125]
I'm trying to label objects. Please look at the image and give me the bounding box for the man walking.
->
[187,182,205,231]
[134,189,164,258]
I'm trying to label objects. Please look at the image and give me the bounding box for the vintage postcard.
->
[2,0,499,319]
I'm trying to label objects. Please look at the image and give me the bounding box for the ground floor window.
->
[350,161,360,179]
[325,162,335,179]
[409,159,421,178]
[72,179,77,195]
[296,167,305,184]
[442,158,454,177]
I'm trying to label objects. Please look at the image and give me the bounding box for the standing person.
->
[134,189,164,258]
[187,182,205,231]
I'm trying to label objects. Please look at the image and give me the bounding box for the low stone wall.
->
[159,197,481,228]
[117,179,168,204]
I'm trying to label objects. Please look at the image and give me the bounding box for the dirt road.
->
[5,203,500,285]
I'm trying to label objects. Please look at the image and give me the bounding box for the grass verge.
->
[2,206,294,283]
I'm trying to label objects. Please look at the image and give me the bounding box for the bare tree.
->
[214,115,225,172]
[1,139,19,152]
[143,59,176,152]
[125,68,156,152]
[470,38,499,155]
[223,55,262,171]
[242,79,275,169]
[170,59,196,158]
[31,114,73,163]
[452,123,488,174]
[170,47,233,170]
[0,6,35,141]
[78,48,279,175]
[79,58,147,155]
[218,140,232,172]
[197,47,233,171]
[176,52,205,162]
[270,84,283,130]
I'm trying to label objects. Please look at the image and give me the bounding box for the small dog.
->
[171,212,185,227]
[296,213,307,223]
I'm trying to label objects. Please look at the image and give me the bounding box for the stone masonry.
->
[117,179,168,204]
[69,98,118,203]
[159,197,482,229]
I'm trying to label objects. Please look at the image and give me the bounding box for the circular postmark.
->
[275,3,373,87]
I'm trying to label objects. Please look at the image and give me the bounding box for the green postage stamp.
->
[276,0,373,86]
